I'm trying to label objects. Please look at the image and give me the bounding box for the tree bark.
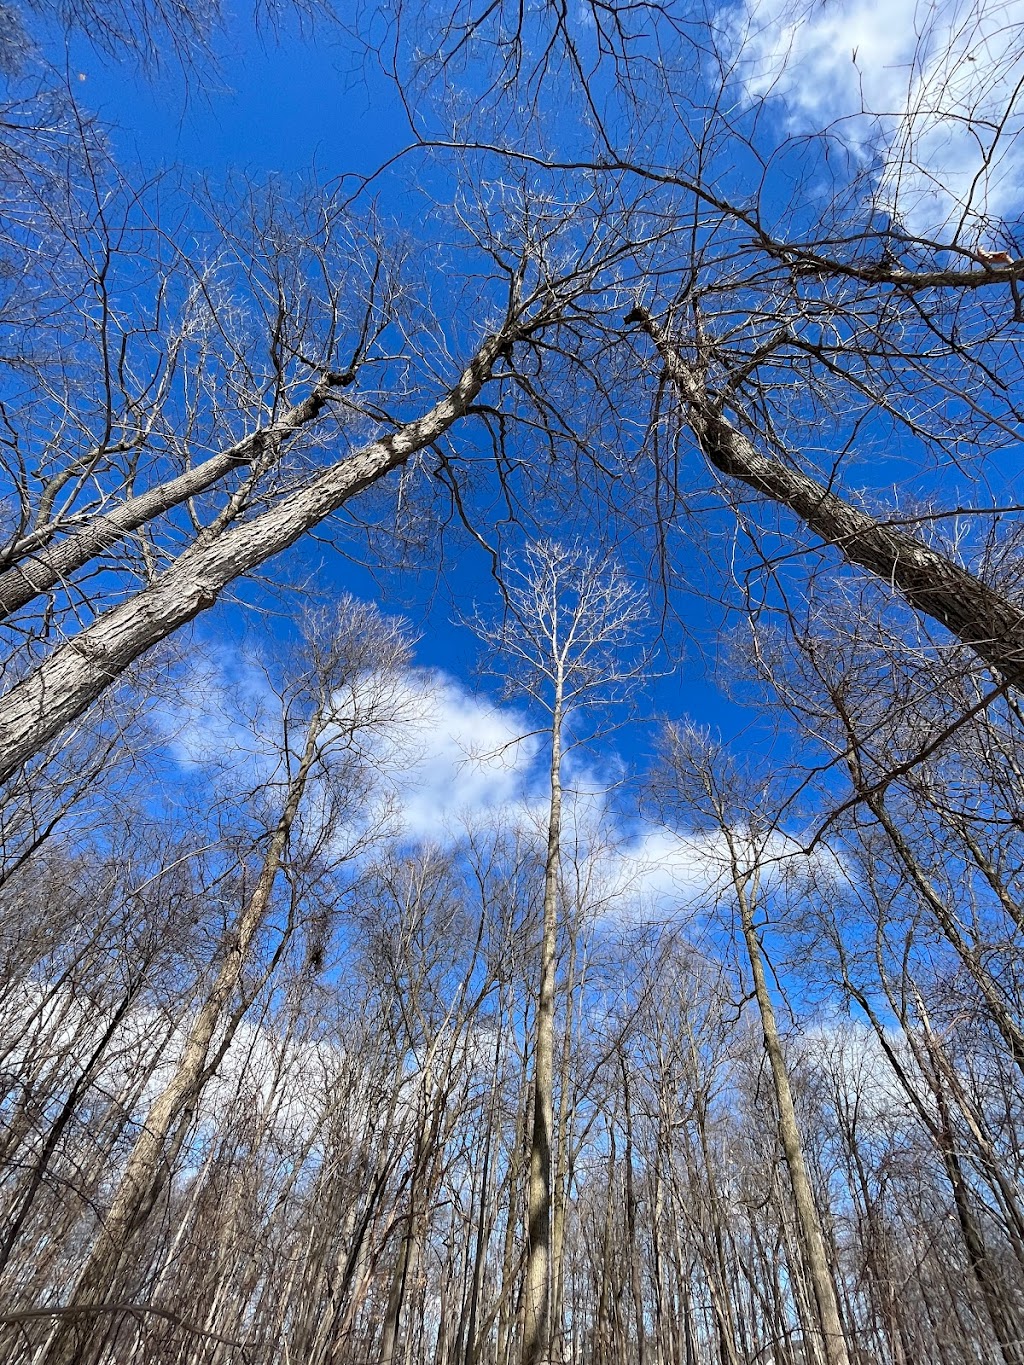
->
[0,329,509,784]
[629,307,1024,691]
[620,1056,648,1365]
[732,863,852,1365]
[521,667,564,1365]
[0,369,355,622]
[831,692,1024,1081]
[40,706,326,1364]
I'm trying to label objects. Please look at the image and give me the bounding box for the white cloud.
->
[802,1016,934,1134]
[727,0,1024,235]
[151,654,857,930]
[150,651,544,843]
[596,824,854,924]
[381,671,542,843]
[590,826,729,920]
[147,648,283,789]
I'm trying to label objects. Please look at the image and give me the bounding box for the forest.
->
[1,0,1024,1362]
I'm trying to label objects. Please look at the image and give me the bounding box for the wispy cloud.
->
[598,825,853,925]
[146,647,287,796]
[151,655,543,839]
[727,0,1024,236]
[380,671,542,842]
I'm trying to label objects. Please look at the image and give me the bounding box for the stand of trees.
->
[2,0,1024,1361]
[5,671,1024,1365]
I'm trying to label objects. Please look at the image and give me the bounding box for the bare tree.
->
[4,4,1024,1363]
[0,161,656,785]
[472,539,646,1365]
[379,0,1024,702]
[652,726,854,1365]
[627,303,1024,692]
[36,595,412,1364]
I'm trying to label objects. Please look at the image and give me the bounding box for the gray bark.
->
[0,369,355,622]
[522,665,564,1365]
[628,307,1024,690]
[732,862,852,1365]
[40,707,326,1365]
[0,331,507,784]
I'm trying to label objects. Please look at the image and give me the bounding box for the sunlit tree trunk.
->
[732,860,852,1365]
[0,329,512,785]
[39,706,326,1365]
[496,1057,531,1365]
[522,661,564,1365]
[550,922,583,1362]
[476,542,646,1365]
[631,306,1024,692]
[620,1055,648,1365]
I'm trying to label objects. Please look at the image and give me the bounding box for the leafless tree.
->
[652,726,854,1365]
[376,0,1024,704]
[28,595,413,1364]
[472,539,647,1365]
[4,4,1024,1364]
[0,157,660,785]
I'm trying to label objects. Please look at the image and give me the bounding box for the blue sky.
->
[68,18,406,179]
[29,0,1024,859]
[57,27,753,759]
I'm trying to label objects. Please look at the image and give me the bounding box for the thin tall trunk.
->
[550,926,580,1357]
[688,1071,742,1365]
[464,1020,503,1365]
[521,667,565,1365]
[732,863,852,1365]
[40,707,326,1364]
[0,970,149,1274]
[594,1122,618,1365]
[378,1208,418,1365]
[833,694,1024,1082]
[497,1057,531,1365]
[621,1056,648,1365]
[913,989,1024,1365]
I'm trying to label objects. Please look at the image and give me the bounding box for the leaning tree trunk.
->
[629,306,1024,692]
[0,368,356,623]
[39,705,327,1365]
[830,689,1024,1081]
[0,327,513,785]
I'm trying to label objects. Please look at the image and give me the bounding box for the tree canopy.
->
[2,2,1024,1363]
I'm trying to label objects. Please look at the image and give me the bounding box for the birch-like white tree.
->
[473,539,647,1365]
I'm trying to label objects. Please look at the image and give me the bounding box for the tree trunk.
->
[0,368,355,622]
[733,866,852,1365]
[0,327,510,784]
[521,671,565,1365]
[378,1208,418,1365]
[40,707,326,1364]
[464,1021,503,1365]
[832,696,1024,1081]
[550,926,580,1360]
[630,306,1024,691]
[620,1056,648,1365]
